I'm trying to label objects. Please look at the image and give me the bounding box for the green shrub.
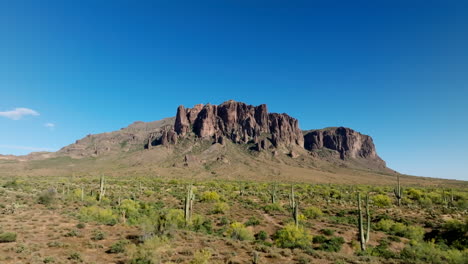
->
[390,222,407,237]
[318,236,345,252]
[191,215,212,234]
[263,203,284,214]
[166,209,186,229]
[274,223,312,249]
[405,225,425,241]
[108,239,130,253]
[372,194,392,207]
[68,252,83,262]
[64,229,80,237]
[255,230,268,241]
[201,191,220,202]
[120,199,141,223]
[321,228,334,236]
[401,241,468,264]
[375,219,395,232]
[0,232,17,243]
[313,235,327,243]
[91,229,106,241]
[435,219,468,250]
[227,222,254,241]
[212,202,229,214]
[37,189,57,206]
[303,206,323,219]
[245,216,261,226]
[43,256,55,263]
[190,249,212,264]
[79,206,117,225]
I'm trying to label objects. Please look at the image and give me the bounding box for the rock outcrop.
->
[303,127,385,167]
[174,100,304,148]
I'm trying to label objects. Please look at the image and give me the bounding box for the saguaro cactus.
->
[393,174,403,206]
[98,175,106,202]
[81,186,85,201]
[268,183,277,204]
[357,193,371,251]
[289,184,299,226]
[184,185,195,224]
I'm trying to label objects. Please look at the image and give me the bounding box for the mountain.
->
[6,100,449,185]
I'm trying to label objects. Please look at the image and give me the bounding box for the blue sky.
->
[1,0,467,180]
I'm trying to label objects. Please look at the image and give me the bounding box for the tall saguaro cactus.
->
[357,193,371,251]
[98,175,106,202]
[393,174,403,206]
[289,184,299,226]
[184,185,195,224]
[268,183,277,204]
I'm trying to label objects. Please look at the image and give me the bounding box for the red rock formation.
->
[303,127,385,166]
[174,106,189,136]
[174,100,304,149]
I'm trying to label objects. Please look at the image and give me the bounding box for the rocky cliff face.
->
[303,127,385,167]
[173,100,304,149]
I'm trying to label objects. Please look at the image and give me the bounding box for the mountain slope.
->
[4,100,452,185]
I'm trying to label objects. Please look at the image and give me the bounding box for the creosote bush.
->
[0,232,17,243]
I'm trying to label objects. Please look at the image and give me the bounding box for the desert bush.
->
[255,230,268,241]
[43,256,55,263]
[108,239,130,253]
[3,180,21,190]
[405,225,425,241]
[321,228,334,236]
[64,229,80,237]
[166,209,186,229]
[245,216,261,226]
[192,216,212,234]
[37,189,57,206]
[303,206,323,219]
[400,241,468,264]
[317,236,345,252]
[190,249,212,264]
[91,229,106,240]
[375,219,395,232]
[274,223,312,249]
[419,197,433,208]
[120,199,141,224]
[263,203,284,214]
[312,235,327,243]
[68,252,83,262]
[429,219,468,250]
[0,232,17,243]
[407,188,424,200]
[79,206,117,225]
[201,191,220,202]
[372,194,392,207]
[375,219,424,240]
[126,235,169,264]
[212,202,229,214]
[227,222,254,241]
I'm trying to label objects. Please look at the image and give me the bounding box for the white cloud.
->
[44,122,55,130]
[0,145,53,152]
[0,108,40,120]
